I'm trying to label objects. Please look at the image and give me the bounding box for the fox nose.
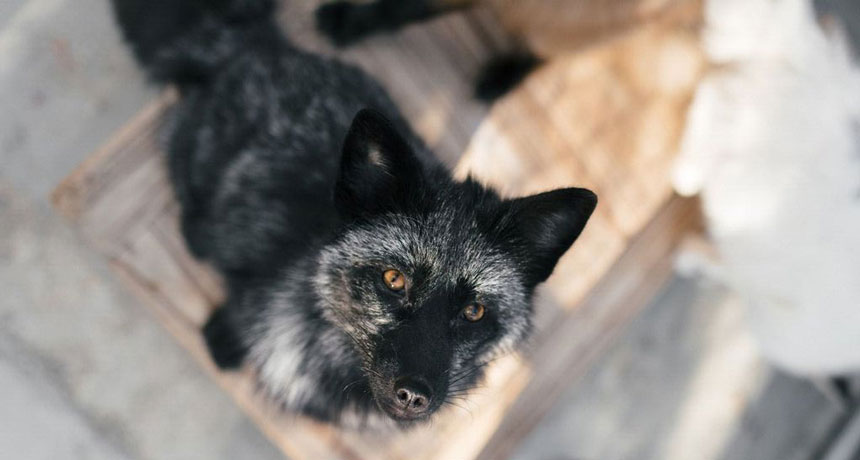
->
[393,377,433,416]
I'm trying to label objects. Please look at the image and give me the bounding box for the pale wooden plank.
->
[150,204,226,306]
[52,91,178,254]
[115,225,212,327]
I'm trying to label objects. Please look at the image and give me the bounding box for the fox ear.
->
[504,188,597,286]
[335,109,424,218]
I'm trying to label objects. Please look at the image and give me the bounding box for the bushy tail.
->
[111,0,279,84]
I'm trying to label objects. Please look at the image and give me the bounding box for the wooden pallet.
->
[52,2,704,459]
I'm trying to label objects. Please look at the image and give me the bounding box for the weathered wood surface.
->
[52,2,704,459]
[457,9,704,318]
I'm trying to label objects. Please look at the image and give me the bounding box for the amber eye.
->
[462,303,485,322]
[382,269,406,291]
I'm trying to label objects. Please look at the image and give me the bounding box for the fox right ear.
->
[502,187,597,286]
[334,109,424,218]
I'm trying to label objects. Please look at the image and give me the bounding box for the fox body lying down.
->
[112,0,596,428]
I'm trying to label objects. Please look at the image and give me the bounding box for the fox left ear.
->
[334,109,424,218]
[504,188,597,286]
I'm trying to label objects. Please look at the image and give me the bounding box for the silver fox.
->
[112,0,597,428]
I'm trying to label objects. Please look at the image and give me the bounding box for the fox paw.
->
[203,308,248,369]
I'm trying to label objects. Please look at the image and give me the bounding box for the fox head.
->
[315,109,596,424]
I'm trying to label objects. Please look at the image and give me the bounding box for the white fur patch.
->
[673,0,860,374]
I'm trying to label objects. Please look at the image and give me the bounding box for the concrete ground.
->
[0,1,853,459]
[512,276,846,460]
[0,1,281,458]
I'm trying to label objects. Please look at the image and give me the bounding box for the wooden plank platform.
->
[52,2,704,459]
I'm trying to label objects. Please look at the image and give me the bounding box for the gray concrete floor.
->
[512,276,845,460]
[0,1,852,459]
[0,1,281,459]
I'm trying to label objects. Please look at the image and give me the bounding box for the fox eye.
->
[462,303,485,322]
[382,269,406,291]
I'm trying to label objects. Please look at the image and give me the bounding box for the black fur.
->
[334,110,429,218]
[112,0,596,428]
[315,0,440,47]
[202,304,248,369]
[474,52,542,101]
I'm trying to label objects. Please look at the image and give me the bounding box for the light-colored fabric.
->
[673,0,860,375]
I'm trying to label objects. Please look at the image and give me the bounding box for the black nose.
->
[393,377,433,416]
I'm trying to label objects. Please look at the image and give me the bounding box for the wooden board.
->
[457,11,704,317]
[52,2,704,459]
